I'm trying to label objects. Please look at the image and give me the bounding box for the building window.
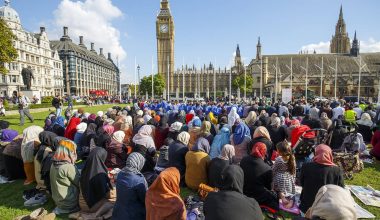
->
[12,75,17,83]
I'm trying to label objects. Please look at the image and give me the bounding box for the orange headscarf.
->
[251,142,267,160]
[145,167,186,220]
[313,144,335,166]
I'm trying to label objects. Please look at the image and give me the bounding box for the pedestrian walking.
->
[18,92,34,126]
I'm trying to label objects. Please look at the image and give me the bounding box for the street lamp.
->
[285,57,293,93]
[328,56,338,100]
[137,65,140,96]
[300,57,309,103]
[314,57,324,98]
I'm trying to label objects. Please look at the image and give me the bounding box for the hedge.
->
[5,102,86,111]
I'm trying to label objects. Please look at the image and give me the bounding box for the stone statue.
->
[21,66,34,90]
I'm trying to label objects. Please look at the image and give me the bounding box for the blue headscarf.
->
[233,122,251,145]
[53,116,65,128]
[209,126,231,159]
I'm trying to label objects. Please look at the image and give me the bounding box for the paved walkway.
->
[5,105,87,116]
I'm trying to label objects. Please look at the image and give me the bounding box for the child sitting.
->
[273,140,296,209]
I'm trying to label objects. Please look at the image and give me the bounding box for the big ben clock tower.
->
[156,0,175,93]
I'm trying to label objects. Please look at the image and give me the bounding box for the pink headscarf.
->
[313,144,335,166]
[103,124,115,136]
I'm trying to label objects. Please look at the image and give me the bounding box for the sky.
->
[8,0,380,83]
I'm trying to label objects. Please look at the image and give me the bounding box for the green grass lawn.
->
[0,105,379,219]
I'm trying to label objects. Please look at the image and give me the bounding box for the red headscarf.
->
[313,144,335,166]
[64,117,81,140]
[251,142,267,160]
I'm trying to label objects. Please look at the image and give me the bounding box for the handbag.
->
[333,151,363,180]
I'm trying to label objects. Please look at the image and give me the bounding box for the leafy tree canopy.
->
[0,19,18,74]
[232,73,254,93]
[139,73,166,96]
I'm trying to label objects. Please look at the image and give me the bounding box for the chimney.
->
[108,52,112,60]
[91,42,95,51]
[40,27,45,33]
[63,26,68,36]
[79,36,84,45]
[99,48,103,55]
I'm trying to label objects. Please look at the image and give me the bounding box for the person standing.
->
[52,95,62,116]
[18,92,34,126]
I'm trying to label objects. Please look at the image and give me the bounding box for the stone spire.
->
[330,5,350,54]
[256,37,262,60]
[350,30,360,56]
[236,44,241,57]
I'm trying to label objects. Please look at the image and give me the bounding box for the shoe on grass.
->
[24,194,47,207]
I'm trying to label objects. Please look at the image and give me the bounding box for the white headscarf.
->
[170,121,183,132]
[76,122,87,133]
[228,107,240,128]
[21,126,44,162]
[113,131,126,144]
[125,116,133,127]
[177,131,190,146]
[132,125,155,149]
[356,113,373,127]
[97,111,104,117]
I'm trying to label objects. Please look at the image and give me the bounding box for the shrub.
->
[41,96,54,104]
[3,99,8,109]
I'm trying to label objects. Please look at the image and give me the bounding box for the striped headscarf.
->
[52,139,77,167]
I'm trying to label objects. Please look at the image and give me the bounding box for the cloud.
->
[361,38,380,52]
[52,0,126,61]
[301,41,330,54]
[300,38,380,54]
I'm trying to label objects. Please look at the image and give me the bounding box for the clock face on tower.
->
[160,24,168,33]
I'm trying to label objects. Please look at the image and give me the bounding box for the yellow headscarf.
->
[208,112,218,125]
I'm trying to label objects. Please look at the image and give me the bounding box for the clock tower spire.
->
[156,0,175,94]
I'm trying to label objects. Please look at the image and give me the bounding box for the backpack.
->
[333,151,363,180]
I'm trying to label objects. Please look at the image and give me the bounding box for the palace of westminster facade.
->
[157,1,380,99]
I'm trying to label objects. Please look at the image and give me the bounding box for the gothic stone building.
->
[0,0,64,97]
[50,27,120,96]
[248,6,380,100]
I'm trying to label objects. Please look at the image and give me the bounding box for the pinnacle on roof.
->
[257,37,261,47]
[354,30,357,40]
[236,44,241,57]
[4,0,10,6]
[339,5,343,20]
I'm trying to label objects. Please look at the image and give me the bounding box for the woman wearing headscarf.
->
[185,109,195,125]
[357,113,374,143]
[35,131,57,190]
[320,112,332,131]
[96,124,114,148]
[250,126,273,164]
[209,126,231,159]
[208,144,235,187]
[21,126,44,185]
[80,123,97,157]
[188,118,202,150]
[167,121,183,141]
[52,116,66,136]
[204,165,263,220]
[64,117,81,141]
[299,144,344,213]
[168,131,190,184]
[1,130,22,180]
[231,121,251,163]
[50,139,80,215]
[228,107,240,128]
[286,119,300,142]
[112,153,147,220]
[74,122,87,153]
[105,131,127,169]
[145,167,186,220]
[240,142,279,211]
[78,148,114,219]
[200,120,214,145]
[154,115,169,150]
[185,137,211,190]
[245,111,258,136]
[266,117,286,148]
[132,125,157,173]
[328,119,347,150]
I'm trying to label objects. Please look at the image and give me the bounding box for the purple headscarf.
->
[1,129,18,142]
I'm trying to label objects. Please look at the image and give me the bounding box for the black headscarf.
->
[80,148,112,208]
[0,120,10,129]
[52,124,65,137]
[218,165,244,194]
[36,131,57,162]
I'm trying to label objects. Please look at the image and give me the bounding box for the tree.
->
[139,73,166,96]
[232,73,254,94]
[0,19,18,74]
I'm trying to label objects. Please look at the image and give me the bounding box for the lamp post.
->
[272,57,279,103]
[134,57,137,99]
[328,56,338,100]
[137,65,140,97]
[357,55,367,102]
[244,66,247,102]
[300,57,309,103]
[285,57,293,93]
[314,57,324,98]
[151,56,154,100]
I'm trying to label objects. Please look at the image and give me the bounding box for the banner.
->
[282,88,292,104]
